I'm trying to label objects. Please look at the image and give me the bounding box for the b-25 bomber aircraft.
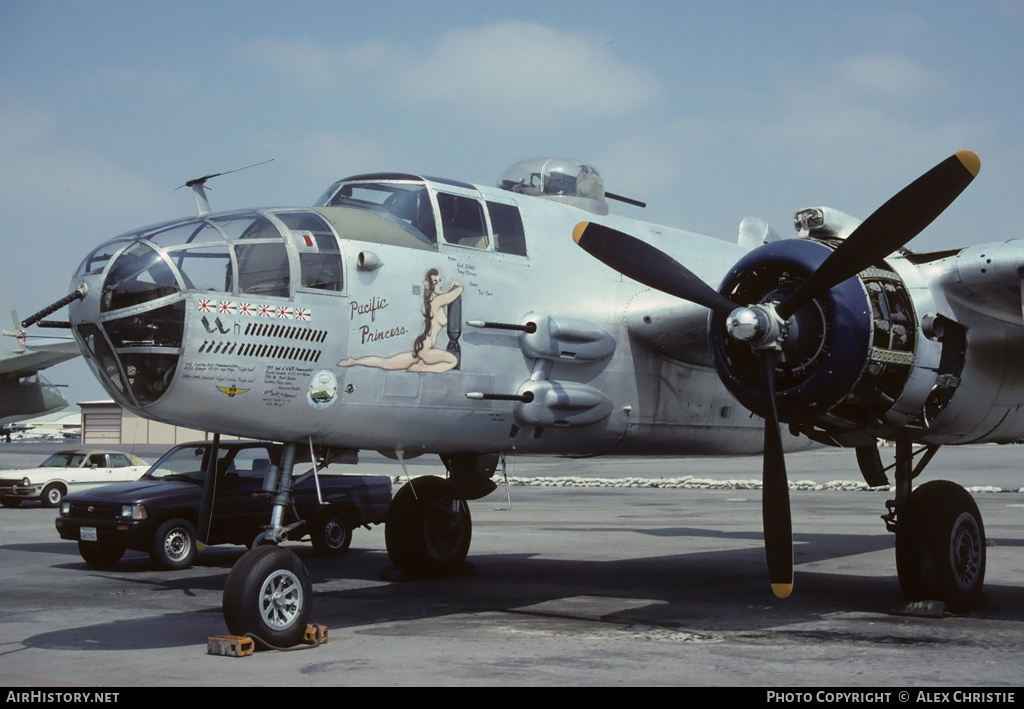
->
[23,149,1016,647]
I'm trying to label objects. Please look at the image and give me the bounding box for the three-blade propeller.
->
[574,150,980,597]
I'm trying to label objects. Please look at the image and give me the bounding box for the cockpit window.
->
[101,241,179,312]
[488,202,527,256]
[437,193,488,249]
[276,212,343,293]
[324,182,437,244]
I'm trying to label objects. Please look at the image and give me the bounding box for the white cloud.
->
[395,22,660,122]
[834,53,939,96]
[251,22,661,127]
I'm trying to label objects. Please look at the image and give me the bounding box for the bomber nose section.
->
[69,232,187,409]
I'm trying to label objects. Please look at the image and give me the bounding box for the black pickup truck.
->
[55,441,393,570]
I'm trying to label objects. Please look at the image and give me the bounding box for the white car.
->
[0,450,149,508]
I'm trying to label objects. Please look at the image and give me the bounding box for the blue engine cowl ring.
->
[708,239,873,424]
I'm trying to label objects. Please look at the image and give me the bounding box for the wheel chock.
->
[303,624,328,645]
[207,635,255,657]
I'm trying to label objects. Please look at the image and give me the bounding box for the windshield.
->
[40,453,86,468]
[142,444,275,483]
[321,182,437,244]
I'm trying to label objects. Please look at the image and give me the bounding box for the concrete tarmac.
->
[0,443,1021,687]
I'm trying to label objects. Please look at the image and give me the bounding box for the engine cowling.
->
[708,238,921,439]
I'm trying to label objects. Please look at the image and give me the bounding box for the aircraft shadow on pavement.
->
[20,528,1023,655]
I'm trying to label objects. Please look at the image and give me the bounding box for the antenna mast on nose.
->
[177,158,274,216]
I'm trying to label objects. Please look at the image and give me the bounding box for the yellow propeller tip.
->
[771,583,793,599]
[956,150,981,177]
[196,541,207,552]
[572,221,590,244]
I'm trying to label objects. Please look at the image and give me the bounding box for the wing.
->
[0,342,80,378]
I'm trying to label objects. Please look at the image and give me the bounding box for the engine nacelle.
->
[708,238,947,444]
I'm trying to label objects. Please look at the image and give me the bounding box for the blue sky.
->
[2,1,1022,408]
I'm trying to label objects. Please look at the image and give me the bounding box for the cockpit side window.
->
[437,193,488,249]
[487,202,526,256]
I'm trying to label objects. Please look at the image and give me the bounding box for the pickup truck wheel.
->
[1,497,21,508]
[386,475,471,575]
[150,518,197,570]
[310,509,352,556]
[78,541,125,568]
[41,483,65,508]
[223,545,312,648]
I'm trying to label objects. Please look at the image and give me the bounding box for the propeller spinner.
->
[574,150,980,597]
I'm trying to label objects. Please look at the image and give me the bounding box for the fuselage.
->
[66,167,781,457]
[65,162,1024,457]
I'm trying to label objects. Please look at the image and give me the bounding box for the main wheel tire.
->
[896,480,986,613]
[223,545,312,648]
[41,483,65,508]
[78,540,126,568]
[150,518,197,570]
[1,497,22,508]
[385,475,471,575]
[310,508,352,556]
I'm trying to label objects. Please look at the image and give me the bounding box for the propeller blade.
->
[778,150,980,320]
[573,221,738,315]
[758,350,793,598]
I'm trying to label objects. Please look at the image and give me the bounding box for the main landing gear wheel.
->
[896,480,986,613]
[385,475,472,576]
[223,545,312,648]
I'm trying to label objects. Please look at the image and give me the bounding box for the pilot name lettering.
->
[350,297,388,321]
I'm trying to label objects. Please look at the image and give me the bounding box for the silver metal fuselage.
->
[65,172,1024,457]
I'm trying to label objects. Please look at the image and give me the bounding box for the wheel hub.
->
[260,570,303,629]
[165,531,189,559]
[950,512,983,590]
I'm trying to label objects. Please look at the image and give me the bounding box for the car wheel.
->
[1,497,22,509]
[310,508,352,556]
[150,518,197,570]
[78,541,126,568]
[41,483,65,508]
[223,545,312,648]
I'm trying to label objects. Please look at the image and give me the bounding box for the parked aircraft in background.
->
[1,313,78,429]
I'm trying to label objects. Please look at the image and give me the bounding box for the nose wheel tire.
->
[223,545,312,648]
[150,518,197,570]
[895,480,986,613]
[385,475,472,576]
